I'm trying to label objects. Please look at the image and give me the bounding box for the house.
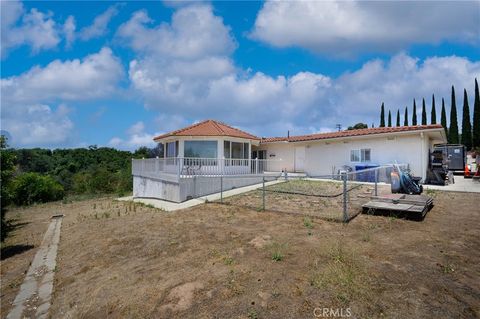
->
[132,120,446,202]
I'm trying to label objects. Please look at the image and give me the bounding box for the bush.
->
[10,173,65,205]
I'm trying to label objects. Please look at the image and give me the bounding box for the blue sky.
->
[1,0,479,149]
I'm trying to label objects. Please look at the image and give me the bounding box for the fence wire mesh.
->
[188,164,408,223]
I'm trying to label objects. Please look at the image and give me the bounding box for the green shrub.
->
[10,173,65,205]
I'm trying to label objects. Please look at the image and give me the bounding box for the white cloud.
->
[117,4,236,60]
[0,103,74,146]
[1,0,61,57]
[120,4,479,137]
[63,15,76,48]
[109,121,159,150]
[251,1,480,55]
[1,47,123,104]
[79,5,120,41]
[1,47,124,146]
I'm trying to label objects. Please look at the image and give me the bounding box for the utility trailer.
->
[434,144,466,172]
[425,144,465,185]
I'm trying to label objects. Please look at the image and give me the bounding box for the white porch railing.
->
[132,157,281,180]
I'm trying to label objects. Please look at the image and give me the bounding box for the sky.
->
[1,0,479,150]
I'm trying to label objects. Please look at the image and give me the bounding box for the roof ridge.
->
[210,120,226,135]
[261,124,444,143]
[153,119,260,141]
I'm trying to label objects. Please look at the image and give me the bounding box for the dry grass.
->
[222,179,372,221]
[1,190,479,318]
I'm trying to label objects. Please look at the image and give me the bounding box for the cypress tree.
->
[380,103,385,127]
[461,89,472,150]
[421,98,427,125]
[412,99,417,125]
[396,109,400,127]
[449,86,459,144]
[387,110,392,127]
[441,98,448,139]
[473,78,480,149]
[431,94,437,124]
[404,107,409,126]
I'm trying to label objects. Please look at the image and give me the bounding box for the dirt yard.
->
[1,190,479,318]
[223,179,370,221]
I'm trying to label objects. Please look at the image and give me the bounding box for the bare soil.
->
[223,179,371,221]
[1,189,479,319]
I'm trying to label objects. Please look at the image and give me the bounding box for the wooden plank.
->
[363,201,416,212]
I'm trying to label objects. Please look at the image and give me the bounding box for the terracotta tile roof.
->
[153,119,260,141]
[260,124,444,143]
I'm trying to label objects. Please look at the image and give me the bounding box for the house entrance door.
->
[294,146,305,172]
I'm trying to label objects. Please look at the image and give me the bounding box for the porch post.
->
[218,139,224,175]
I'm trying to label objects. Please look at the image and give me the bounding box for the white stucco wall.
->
[260,131,443,180]
[254,142,295,172]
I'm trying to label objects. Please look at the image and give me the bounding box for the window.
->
[224,141,249,159]
[361,149,371,162]
[350,149,360,162]
[166,141,178,158]
[231,142,243,159]
[224,141,249,166]
[224,141,231,159]
[350,149,371,162]
[184,141,217,158]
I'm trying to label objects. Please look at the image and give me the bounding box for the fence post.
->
[262,175,266,211]
[374,168,378,196]
[255,157,259,174]
[193,175,197,199]
[341,171,348,222]
[220,175,223,203]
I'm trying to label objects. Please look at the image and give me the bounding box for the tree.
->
[412,99,417,125]
[449,86,459,144]
[421,98,427,125]
[431,94,437,124]
[347,123,368,130]
[396,109,400,126]
[404,107,409,126]
[473,78,480,149]
[10,173,64,206]
[441,98,448,139]
[461,89,472,150]
[387,110,392,127]
[1,136,16,241]
[380,103,385,127]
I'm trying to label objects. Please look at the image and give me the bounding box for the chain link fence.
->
[188,164,409,222]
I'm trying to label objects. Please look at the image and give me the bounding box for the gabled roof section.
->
[153,120,260,141]
[261,124,445,143]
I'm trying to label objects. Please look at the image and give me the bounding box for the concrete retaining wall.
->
[134,175,274,202]
[133,175,182,202]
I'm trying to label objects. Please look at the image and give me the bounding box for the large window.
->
[166,141,178,158]
[223,141,249,159]
[224,141,249,166]
[184,141,217,158]
[350,149,371,162]
[224,141,231,159]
